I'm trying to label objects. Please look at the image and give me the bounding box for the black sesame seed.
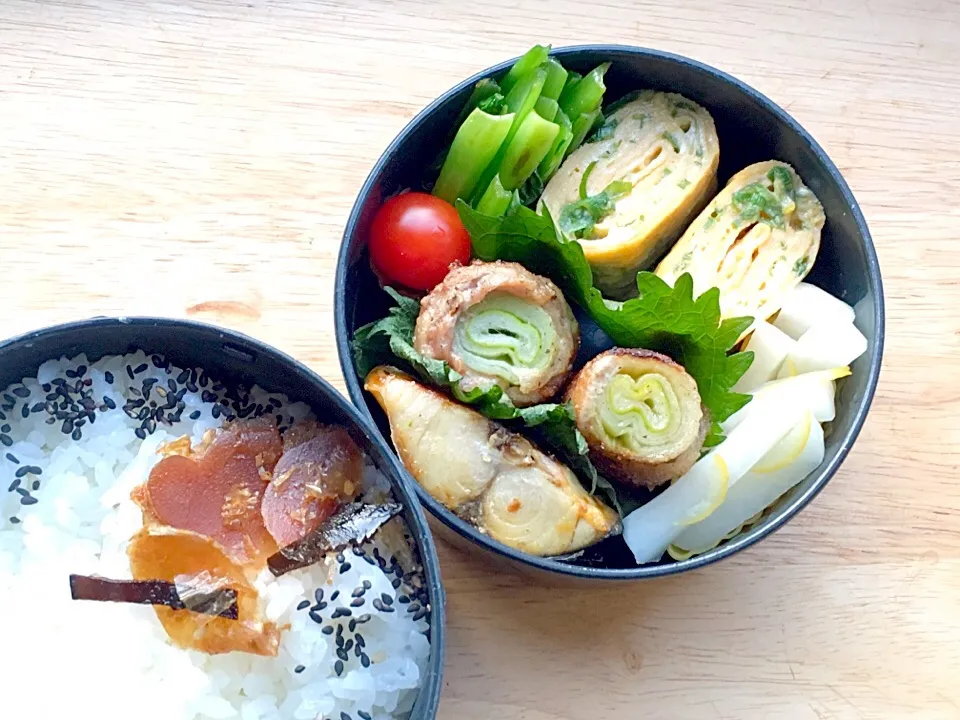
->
[21,495,38,506]
[60,419,75,434]
[329,590,339,602]
[314,587,324,603]
[126,365,135,380]
[176,369,189,384]
[12,387,30,398]
[336,552,345,564]
[76,364,88,376]
[199,371,209,387]
[360,653,370,668]
[321,625,334,635]
[74,418,86,428]
[381,593,393,606]
[407,602,421,613]
[211,405,221,419]
[8,479,20,492]
[5,453,18,464]
[137,407,150,421]
[189,410,201,420]
[362,580,372,589]
[318,601,328,610]
[351,587,365,598]
[356,614,371,624]
[26,465,42,475]
[341,712,352,720]
[340,562,352,573]
[350,598,365,608]
[134,363,148,375]
[413,608,428,621]
[331,607,352,619]
[72,428,82,441]
[82,378,93,387]
[336,624,344,638]
[343,639,354,652]
[0,424,9,433]
[135,428,146,440]
[15,487,28,497]
[186,381,199,393]
[102,371,114,384]
[103,396,117,410]
[336,633,345,648]
[31,480,39,491]
[294,665,305,674]
[372,599,385,612]
[166,379,177,393]
[15,467,29,479]
[45,418,55,426]
[30,402,44,413]
[391,578,402,589]
[9,516,20,524]
[358,710,372,720]
[355,634,365,648]
[348,619,357,633]
[41,383,52,392]
[145,419,157,434]
[308,610,323,624]
[334,660,344,677]
[20,405,29,419]
[296,599,310,611]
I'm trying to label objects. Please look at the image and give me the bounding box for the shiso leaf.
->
[456,201,754,443]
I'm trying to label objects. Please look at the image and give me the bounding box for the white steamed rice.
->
[0,351,430,720]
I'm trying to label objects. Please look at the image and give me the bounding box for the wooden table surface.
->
[2,1,958,717]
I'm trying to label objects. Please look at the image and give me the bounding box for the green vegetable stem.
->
[568,108,602,155]
[500,44,550,95]
[434,108,515,204]
[499,111,560,191]
[540,58,569,101]
[476,174,515,216]
[559,63,609,121]
[537,109,573,181]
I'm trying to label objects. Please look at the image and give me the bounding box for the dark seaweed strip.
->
[266,503,403,577]
[69,574,239,619]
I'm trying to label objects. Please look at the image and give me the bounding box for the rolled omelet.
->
[656,161,825,325]
[566,349,708,489]
[364,366,619,557]
[540,91,720,298]
[414,260,578,407]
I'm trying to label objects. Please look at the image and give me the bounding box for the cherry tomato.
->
[368,192,472,291]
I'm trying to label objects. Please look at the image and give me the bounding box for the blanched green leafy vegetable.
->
[558,178,631,239]
[457,202,755,444]
[732,166,797,229]
[351,288,614,500]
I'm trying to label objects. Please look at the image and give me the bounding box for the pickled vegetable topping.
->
[128,526,280,656]
[134,418,283,566]
[261,425,363,546]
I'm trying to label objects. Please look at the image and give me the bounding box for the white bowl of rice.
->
[0,317,445,720]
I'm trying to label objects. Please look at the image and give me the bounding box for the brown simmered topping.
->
[128,526,280,657]
[261,425,363,547]
[133,418,282,566]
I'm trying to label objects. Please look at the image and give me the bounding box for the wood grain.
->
[2,1,958,717]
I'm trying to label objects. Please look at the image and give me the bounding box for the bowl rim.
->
[334,44,885,580]
[0,315,447,718]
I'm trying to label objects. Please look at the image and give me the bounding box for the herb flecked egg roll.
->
[540,91,720,298]
[656,160,825,324]
[414,260,579,406]
[364,366,620,556]
[566,349,708,489]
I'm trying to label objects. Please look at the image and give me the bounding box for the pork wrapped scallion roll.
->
[566,349,707,489]
[414,260,578,406]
